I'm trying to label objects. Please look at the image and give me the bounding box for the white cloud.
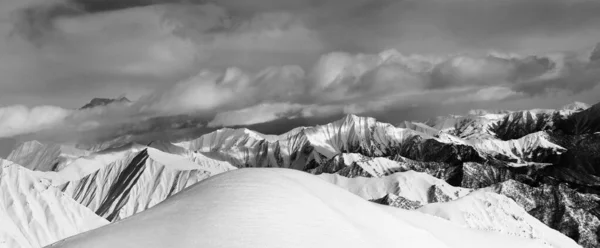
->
[444,87,524,104]
[0,105,72,137]
[208,102,305,127]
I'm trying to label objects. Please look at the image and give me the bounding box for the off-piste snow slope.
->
[48,169,578,248]
[30,143,236,222]
[0,159,108,248]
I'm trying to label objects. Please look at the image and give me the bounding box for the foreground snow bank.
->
[49,168,565,248]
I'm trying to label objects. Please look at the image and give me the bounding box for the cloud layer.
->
[0,0,599,141]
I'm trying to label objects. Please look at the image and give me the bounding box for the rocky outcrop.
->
[484,180,600,248]
[80,97,130,110]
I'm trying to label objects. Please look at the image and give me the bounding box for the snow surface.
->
[0,159,108,248]
[50,169,568,248]
[319,170,471,202]
[468,131,565,163]
[419,190,581,248]
[54,146,236,221]
[6,141,90,172]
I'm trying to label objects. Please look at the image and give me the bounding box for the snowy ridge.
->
[49,168,565,248]
[176,115,465,169]
[418,191,581,248]
[55,147,235,221]
[425,114,500,140]
[469,131,565,163]
[0,159,108,248]
[6,141,90,172]
[319,170,471,204]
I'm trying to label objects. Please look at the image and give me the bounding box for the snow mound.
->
[50,169,560,248]
[0,159,108,248]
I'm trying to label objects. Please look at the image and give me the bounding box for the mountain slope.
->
[49,168,565,248]
[6,141,89,172]
[319,170,472,208]
[418,191,580,248]
[0,159,108,248]
[54,146,235,221]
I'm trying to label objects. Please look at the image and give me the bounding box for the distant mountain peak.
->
[560,101,590,112]
[80,97,131,110]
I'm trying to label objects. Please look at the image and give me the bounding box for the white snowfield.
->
[419,191,581,248]
[49,169,574,248]
[319,170,581,248]
[0,159,108,248]
[319,170,472,203]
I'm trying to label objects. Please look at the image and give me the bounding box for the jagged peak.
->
[80,97,131,110]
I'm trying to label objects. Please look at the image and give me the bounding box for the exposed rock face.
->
[556,102,600,136]
[371,194,423,210]
[490,110,557,141]
[80,97,130,110]
[484,180,600,248]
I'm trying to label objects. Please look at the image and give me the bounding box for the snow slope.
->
[176,115,473,169]
[55,146,236,221]
[6,141,90,172]
[50,169,567,248]
[319,170,472,204]
[0,159,108,248]
[419,191,580,248]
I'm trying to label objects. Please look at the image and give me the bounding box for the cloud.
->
[208,103,305,127]
[0,105,72,138]
[0,0,600,140]
[444,87,524,104]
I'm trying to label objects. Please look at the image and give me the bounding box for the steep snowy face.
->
[175,127,322,169]
[469,131,566,164]
[489,109,557,140]
[49,169,559,248]
[56,147,236,221]
[0,159,108,248]
[311,153,463,183]
[425,114,500,140]
[178,115,482,171]
[6,141,90,172]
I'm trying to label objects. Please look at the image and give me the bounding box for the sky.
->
[0,0,600,147]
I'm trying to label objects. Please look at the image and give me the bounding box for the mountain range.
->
[1,100,599,248]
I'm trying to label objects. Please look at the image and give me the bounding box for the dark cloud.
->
[1,0,600,142]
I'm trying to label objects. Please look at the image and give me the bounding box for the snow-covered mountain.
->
[0,159,107,248]
[6,141,90,172]
[2,101,598,248]
[25,143,236,222]
[47,168,578,248]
